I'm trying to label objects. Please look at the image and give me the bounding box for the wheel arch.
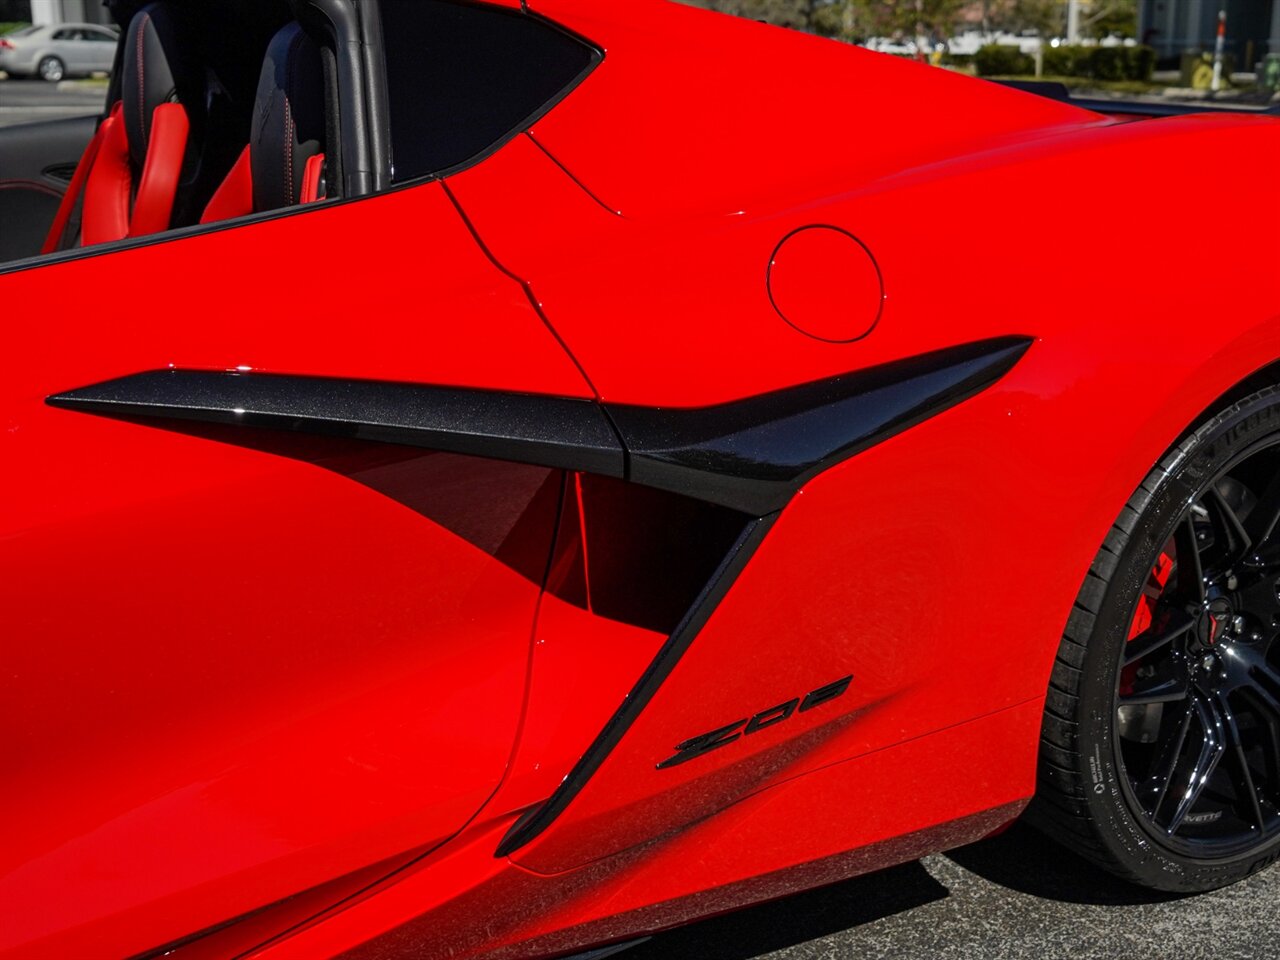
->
[1171,355,1280,450]
[1025,315,1280,728]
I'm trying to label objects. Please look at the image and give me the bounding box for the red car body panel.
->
[1,184,589,958]
[2,1,1279,958]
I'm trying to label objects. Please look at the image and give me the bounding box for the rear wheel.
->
[1032,386,1280,891]
[38,56,64,82]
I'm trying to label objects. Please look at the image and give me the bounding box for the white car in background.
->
[0,23,118,82]
[947,29,1054,56]
[861,36,919,56]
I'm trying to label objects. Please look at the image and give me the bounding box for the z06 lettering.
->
[656,675,853,769]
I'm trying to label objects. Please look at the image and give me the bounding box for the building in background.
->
[1,0,112,27]
[1138,0,1278,66]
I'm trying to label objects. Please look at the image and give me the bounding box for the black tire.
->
[38,56,65,83]
[1030,385,1280,892]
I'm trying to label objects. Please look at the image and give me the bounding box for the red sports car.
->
[3,1,1279,958]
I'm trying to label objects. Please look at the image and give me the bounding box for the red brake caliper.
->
[1121,548,1175,695]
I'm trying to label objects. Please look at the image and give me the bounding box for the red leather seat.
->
[202,22,327,225]
[43,3,195,252]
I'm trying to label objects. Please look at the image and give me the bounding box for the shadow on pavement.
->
[944,821,1183,906]
[625,860,948,960]
[630,820,1186,959]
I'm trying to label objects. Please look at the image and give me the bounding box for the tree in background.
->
[974,0,1136,37]
[691,0,809,29]
[1005,0,1063,34]
[1083,0,1138,38]
[810,4,851,37]
[681,0,1135,40]
[805,0,969,39]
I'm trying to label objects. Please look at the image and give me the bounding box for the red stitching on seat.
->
[284,99,294,204]
[135,14,148,144]
[283,28,303,205]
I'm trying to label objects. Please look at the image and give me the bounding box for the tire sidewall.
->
[1078,391,1280,891]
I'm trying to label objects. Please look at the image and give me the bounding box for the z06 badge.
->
[656,675,853,769]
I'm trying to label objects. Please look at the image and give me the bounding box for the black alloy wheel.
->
[1116,452,1280,856]
[1033,386,1280,891]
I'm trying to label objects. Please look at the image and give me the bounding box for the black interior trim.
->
[355,0,391,194]
[292,0,374,198]
[318,44,344,198]
[0,115,98,262]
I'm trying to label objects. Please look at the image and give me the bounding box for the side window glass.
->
[379,0,599,182]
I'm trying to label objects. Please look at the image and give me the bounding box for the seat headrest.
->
[121,3,199,172]
[251,23,325,213]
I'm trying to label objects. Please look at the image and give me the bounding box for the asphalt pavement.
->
[633,822,1280,960]
[0,78,105,127]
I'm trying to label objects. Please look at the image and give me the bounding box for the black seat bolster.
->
[121,3,200,173]
[251,23,326,212]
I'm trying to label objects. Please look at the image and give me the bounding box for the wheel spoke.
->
[1121,679,1191,706]
[1124,606,1195,667]
[1203,486,1254,571]
[1165,696,1227,835]
[1172,514,1206,605]
[1245,472,1280,549]
[1253,660,1280,700]
[1144,698,1197,819]
[1120,651,1191,704]
[1240,668,1280,805]
[1242,664,1280,726]
[1241,687,1280,805]
[1219,694,1267,832]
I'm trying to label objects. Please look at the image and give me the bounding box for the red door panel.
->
[10,181,592,399]
[0,184,584,959]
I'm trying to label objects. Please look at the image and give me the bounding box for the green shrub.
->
[1037,43,1157,81]
[1041,45,1091,76]
[1071,46,1096,75]
[0,21,31,35]
[975,44,1034,77]
[1040,46,1066,74]
[1125,44,1156,81]
[1088,46,1127,80]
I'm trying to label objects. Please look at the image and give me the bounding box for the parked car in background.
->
[861,35,919,56]
[947,29,1071,56]
[0,23,118,81]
